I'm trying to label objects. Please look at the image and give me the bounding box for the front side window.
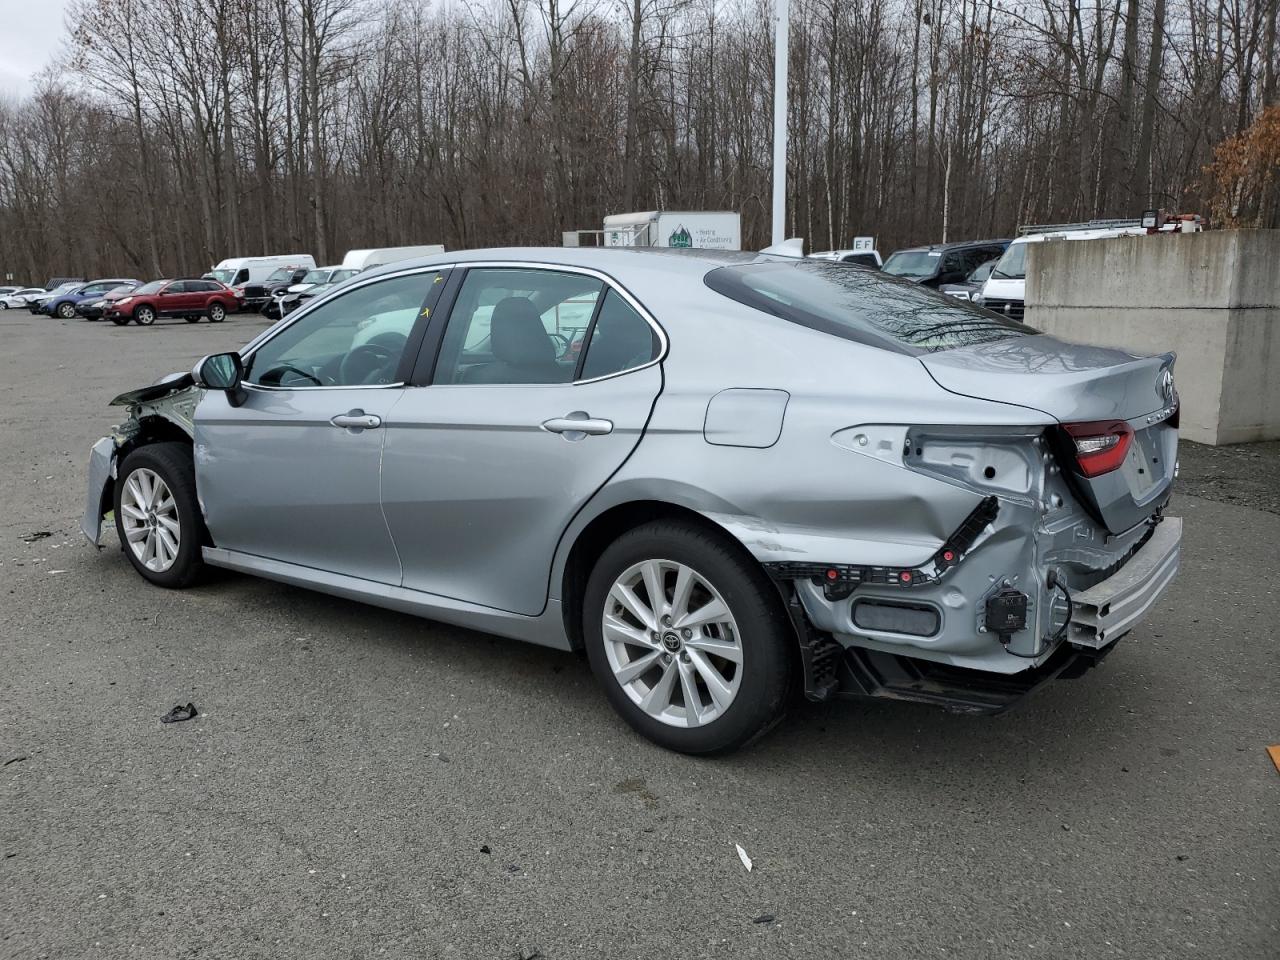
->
[704,259,1032,355]
[246,272,438,387]
[435,268,604,385]
[969,260,997,284]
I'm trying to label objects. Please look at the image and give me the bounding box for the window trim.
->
[412,261,667,388]
[237,264,449,392]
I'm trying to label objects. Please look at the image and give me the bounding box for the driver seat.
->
[461,297,562,384]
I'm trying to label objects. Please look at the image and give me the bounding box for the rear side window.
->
[704,260,1033,355]
[579,290,659,380]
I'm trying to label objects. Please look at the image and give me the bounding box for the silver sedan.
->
[83,248,1181,753]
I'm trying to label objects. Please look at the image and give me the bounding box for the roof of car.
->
[359,246,761,281]
[890,239,1011,254]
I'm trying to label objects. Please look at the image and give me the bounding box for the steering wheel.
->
[548,332,571,357]
[340,342,399,385]
[269,363,324,386]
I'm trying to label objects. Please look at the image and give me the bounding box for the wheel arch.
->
[100,418,197,532]
[557,497,795,654]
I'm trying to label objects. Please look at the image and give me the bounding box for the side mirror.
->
[193,352,247,406]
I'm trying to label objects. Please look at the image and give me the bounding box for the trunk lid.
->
[921,334,1178,534]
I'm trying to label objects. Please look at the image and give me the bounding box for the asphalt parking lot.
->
[1,307,1276,960]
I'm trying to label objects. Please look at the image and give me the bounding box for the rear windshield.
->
[882,250,939,279]
[704,260,1033,355]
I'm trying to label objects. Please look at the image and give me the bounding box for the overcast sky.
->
[0,0,69,99]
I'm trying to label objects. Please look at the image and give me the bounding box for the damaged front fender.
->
[81,374,206,547]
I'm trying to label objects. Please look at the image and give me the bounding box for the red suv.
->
[105,278,240,326]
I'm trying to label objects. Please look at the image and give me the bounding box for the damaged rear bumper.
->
[1068,516,1181,649]
[81,436,116,546]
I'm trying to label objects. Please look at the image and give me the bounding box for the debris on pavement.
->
[736,843,753,872]
[3,755,28,766]
[479,845,491,855]
[1268,744,1280,775]
[160,703,198,723]
[20,531,52,543]
[753,913,775,924]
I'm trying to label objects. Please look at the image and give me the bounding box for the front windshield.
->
[132,280,166,295]
[50,282,80,294]
[266,268,294,282]
[705,259,1032,356]
[882,250,940,279]
[301,270,330,284]
[991,243,1028,279]
[207,269,235,284]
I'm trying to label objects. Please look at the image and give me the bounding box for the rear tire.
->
[113,442,205,589]
[583,520,794,755]
[134,305,156,326]
[184,316,200,323]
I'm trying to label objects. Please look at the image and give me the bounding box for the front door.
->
[195,269,444,583]
[382,265,664,615]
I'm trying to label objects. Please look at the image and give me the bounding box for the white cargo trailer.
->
[600,211,741,250]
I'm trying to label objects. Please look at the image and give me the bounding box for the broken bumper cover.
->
[1068,516,1182,649]
[81,436,116,546]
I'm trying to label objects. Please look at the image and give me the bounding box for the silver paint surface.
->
[83,247,1182,674]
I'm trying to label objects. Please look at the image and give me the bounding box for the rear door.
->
[381,264,664,615]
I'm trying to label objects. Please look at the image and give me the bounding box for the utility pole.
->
[771,0,789,245]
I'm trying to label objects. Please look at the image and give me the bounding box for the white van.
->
[976,226,1148,322]
[977,216,1202,321]
[206,254,316,289]
[341,246,445,271]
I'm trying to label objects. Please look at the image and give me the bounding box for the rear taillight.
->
[1062,420,1133,477]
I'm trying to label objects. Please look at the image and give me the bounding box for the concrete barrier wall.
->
[1025,230,1280,445]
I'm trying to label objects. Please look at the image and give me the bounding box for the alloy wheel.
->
[119,467,181,572]
[602,559,743,728]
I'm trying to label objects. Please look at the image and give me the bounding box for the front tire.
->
[134,305,156,325]
[57,302,76,319]
[207,302,226,323]
[113,443,205,588]
[111,315,129,326]
[583,520,794,754]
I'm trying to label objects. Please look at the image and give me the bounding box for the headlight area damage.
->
[81,374,204,546]
[762,424,1181,715]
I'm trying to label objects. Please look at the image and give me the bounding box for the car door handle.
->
[542,413,613,437]
[331,411,382,430]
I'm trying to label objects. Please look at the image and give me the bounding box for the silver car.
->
[83,248,1182,753]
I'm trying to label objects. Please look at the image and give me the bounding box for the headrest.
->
[490,297,555,364]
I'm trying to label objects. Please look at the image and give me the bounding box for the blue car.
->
[41,278,141,319]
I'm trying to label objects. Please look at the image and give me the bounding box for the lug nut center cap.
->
[661,632,682,652]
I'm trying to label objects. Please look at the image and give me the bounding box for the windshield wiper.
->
[991,269,1024,280]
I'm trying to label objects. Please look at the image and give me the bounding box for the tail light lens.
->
[1062,420,1133,477]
